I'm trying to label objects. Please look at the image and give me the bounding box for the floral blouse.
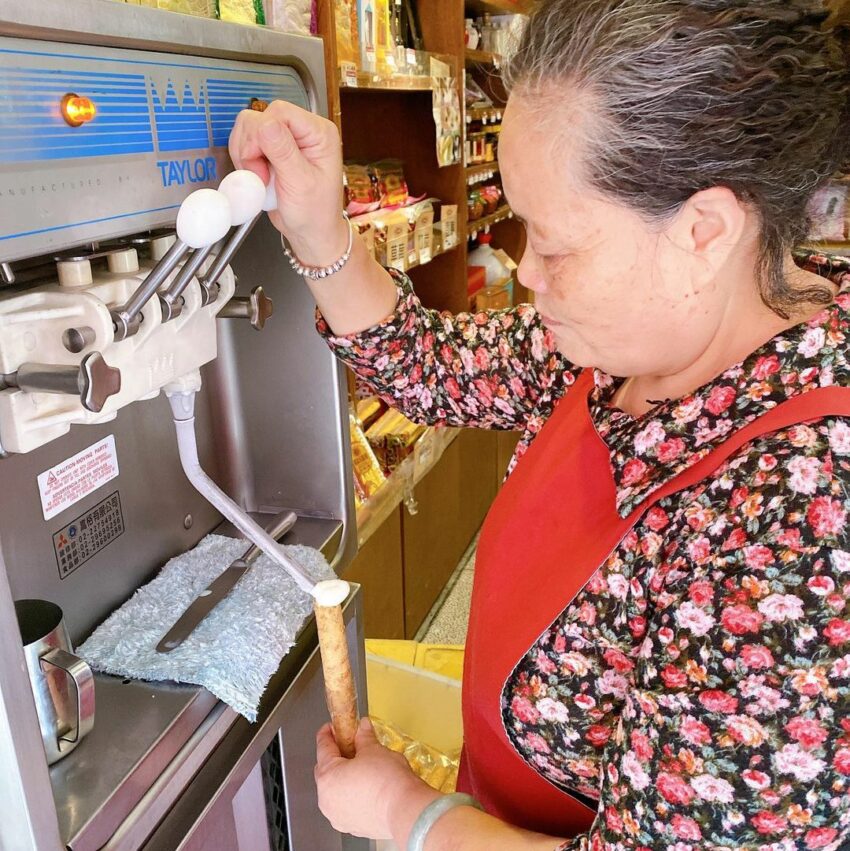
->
[318,263,850,851]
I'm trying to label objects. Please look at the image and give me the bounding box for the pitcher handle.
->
[41,647,95,751]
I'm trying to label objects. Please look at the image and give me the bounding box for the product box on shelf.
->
[335,0,360,75]
[475,279,512,311]
[438,205,458,249]
[411,207,435,266]
[357,0,377,73]
[366,409,427,472]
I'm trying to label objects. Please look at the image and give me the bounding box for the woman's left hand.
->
[315,716,423,839]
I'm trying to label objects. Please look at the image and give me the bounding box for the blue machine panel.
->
[0,39,312,261]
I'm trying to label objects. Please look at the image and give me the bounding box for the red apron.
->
[457,369,850,838]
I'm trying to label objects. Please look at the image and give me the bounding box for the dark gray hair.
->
[505,0,850,316]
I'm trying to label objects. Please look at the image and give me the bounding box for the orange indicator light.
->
[61,94,97,127]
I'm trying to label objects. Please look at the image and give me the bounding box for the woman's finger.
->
[316,722,342,765]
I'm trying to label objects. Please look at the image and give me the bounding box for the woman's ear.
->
[674,186,749,274]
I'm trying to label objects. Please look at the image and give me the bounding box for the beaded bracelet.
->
[280,211,353,280]
[407,792,484,851]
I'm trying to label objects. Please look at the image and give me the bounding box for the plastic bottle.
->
[467,233,509,286]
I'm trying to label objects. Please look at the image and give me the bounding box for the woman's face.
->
[499,95,738,379]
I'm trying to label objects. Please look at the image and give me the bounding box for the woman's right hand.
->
[228,100,349,266]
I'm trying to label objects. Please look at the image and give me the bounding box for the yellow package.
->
[335,0,359,68]
[138,0,216,15]
[217,0,261,23]
[350,415,386,499]
[372,717,459,793]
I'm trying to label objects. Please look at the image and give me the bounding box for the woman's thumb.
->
[355,715,378,747]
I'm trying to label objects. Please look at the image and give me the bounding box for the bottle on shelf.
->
[468,233,509,286]
[464,18,479,50]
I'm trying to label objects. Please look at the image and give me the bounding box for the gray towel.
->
[78,534,333,721]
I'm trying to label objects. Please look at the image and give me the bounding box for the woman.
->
[231,1,850,848]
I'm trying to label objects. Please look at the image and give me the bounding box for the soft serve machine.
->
[0,1,368,849]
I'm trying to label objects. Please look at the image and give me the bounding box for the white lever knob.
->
[262,171,279,212]
[176,189,232,249]
[219,169,267,225]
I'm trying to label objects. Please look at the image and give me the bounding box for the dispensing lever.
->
[1,352,121,413]
[159,245,215,322]
[218,286,274,330]
[111,238,191,340]
[196,216,259,306]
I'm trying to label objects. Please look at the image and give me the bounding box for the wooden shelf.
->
[467,205,513,235]
[340,71,434,91]
[465,0,534,15]
[466,105,503,123]
[801,242,850,255]
[465,48,502,66]
[465,162,499,184]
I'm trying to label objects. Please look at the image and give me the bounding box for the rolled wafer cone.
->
[313,579,358,759]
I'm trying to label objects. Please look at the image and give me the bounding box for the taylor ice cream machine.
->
[0,1,367,848]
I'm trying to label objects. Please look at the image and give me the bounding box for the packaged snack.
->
[217,0,263,24]
[136,0,216,14]
[264,0,312,33]
[467,189,484,222]
[357,0,377,72]
[372,159,409,207]
[350,415,387,500]
[335,0,360,67]
[344,162,379,208]
[356,396,385,431]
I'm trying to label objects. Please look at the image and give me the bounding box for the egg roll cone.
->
[314,600,358,759]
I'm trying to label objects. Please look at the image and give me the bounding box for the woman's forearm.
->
[294,226,399,338]
[385,778,569,851]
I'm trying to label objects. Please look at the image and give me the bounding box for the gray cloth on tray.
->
[78,533,333,721]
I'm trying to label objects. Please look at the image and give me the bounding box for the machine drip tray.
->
[49,515,346,851]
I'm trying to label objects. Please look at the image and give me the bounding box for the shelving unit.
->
[315,0,528,639]
[465,47,502,66]
[468,204,513,237]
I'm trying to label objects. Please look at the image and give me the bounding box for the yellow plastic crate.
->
[365,640,464,755]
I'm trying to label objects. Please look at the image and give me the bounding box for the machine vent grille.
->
[261,739,289,851]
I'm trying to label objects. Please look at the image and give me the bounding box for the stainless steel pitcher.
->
[14,599,95,765]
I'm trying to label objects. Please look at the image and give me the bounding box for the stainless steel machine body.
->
[0,2,363,848]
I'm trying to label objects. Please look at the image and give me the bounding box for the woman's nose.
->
[517,248,548,295]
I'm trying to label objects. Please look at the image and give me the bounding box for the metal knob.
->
[2,352,121,413]
[219,286,274,330]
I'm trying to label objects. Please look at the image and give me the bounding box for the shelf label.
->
[340,62,358,87]
[37,436,119,521]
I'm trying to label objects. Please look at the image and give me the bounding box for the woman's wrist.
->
[285,216,351,268]
[385,773,441,849]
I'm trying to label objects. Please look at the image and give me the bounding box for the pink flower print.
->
[807,575,835,596]
[751,812,788,835]
[607,573,629,600]
[644,506,670,531]
[789,424,819,448]
[786,456,822,495]
[688,580,715,607]
[752,354,781,380]
[805,828,840,849]
[744,544,775,571]
[657,438,686,463]
[833,748,850,774]
[597,669,629,700]
[758,453,779,471]
[511,696,540,724]
[671,815,703,841]
[797,326,825,358]
[784,717,828,750]
[741,769,771,790]
[740,644,775,669]
[706,385,737,416]
[535,650,557,675]
[824,618,850,646]
[661,664,688,689]
[687,536,712,564]
[536,697,570,723]
[634,420,665,453]
[757,593,805,622]
[630,730,653,761]
[621,751,652,790]
[691,774,735,803]
[524,732,551,753]
[586,724,613,748]
[573,693,596,711]
[727,715,768,746]
[698,689,738,714]
[657,772,696,805]
[530,327,546,362]
[621,458,648,487]
[829,420,850,455]
[679,715,712,747]
[831,550,850,573]
[773,743,826,782]
[673,396,703,424]
[721,604,765,635]
[675,602,716,637]
[831,654,850,678]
